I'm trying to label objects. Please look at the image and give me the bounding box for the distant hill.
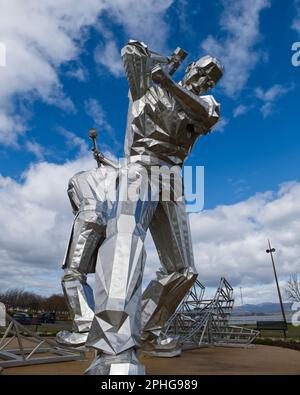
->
[233,302,293,315]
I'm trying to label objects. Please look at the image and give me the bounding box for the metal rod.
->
[266,239,287,338]
[0,334,15,351]
[0,321,13,348]
[0,314,85,369]
[14,322,25,360]
[26,340,45,360]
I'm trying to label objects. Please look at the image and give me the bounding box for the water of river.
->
[230,313,293,325]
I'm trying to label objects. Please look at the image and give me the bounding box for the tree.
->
[0,289,69,314]
[285,274,300,302]
[23,291,44,312]
[42,294,68,313]
[0,289,25,309]
[0,289,45,312]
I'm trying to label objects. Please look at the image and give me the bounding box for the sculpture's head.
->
[181,55,223,95]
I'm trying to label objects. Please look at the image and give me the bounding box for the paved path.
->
[1,345,300,375]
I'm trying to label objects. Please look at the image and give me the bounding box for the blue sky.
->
[0,0,299,303]
[1,0,299,208]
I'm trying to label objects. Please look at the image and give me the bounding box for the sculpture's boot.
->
[56,269,94,347]
[141,269,197,339]
[56,330,88,347]
[141,334,182,357]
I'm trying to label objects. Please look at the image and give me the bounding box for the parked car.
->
[38,312,56,324]
[13,312,32,325]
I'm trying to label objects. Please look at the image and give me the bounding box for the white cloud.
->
[233,104,249,118]
[213,117,229,132]
[189,182,300,292]
[233,280,289,305]
[0,0,174,147]
[0,112,26,147]
[175,0,198,35]
[228,178,251,199]
[255,84,293,102]
[58,128,89,157]
[105,0,173,51]
[259,102,273,118]
[0,0,108,146]
[0,154,94,294]
[201,0,270,97]
[84,98,113,137]
[255,83,294,117]
[144,182,300,304]
[94,39,124,78]
[0,161,299,303]
[65,66,88,82]
[293,0,300,33]
[93,0,173,76]
[25,141,45,161]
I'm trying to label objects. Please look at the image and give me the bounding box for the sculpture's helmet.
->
[182,55,223,95]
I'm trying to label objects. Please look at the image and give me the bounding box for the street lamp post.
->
[239,287,244,306]
[266,240,287,338]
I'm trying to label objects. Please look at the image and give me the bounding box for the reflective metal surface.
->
[122,40,222,165]
[57,166,116,345]
[0,302,6,327]
[141,335,182,358]
[85,349,145,375]
[85,40,223,374]
[56,330,88,347]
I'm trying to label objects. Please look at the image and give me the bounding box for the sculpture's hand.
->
[94,149,104,162]
[151,63,220,129]
[94,150,120,170]
[151,64,166,84]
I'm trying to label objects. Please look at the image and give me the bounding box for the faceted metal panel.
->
[85,349,145,375]
[0,302,5,327]
[122,41,222,165]
[58,166,115,344]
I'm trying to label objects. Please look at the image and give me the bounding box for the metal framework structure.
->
[0,312,85,369]
[162,278,259,348]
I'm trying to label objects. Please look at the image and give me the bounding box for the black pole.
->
[266,240,287,338]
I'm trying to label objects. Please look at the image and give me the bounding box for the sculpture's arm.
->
[121,40,172,101]
[151,65,220,129]
[67,178,80,215]
[121,40,151,101]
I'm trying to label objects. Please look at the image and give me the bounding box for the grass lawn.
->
[243,323,300,340]
[0,320,73,336]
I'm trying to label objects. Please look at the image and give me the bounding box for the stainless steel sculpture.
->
[56,131,118,347]
[85,40,223,375]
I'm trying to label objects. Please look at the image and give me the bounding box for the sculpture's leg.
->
[141,199,197,355]
[86,164,157,375]
[57,212,104,346]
